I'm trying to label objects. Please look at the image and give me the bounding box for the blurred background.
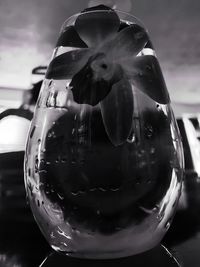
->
[0,0,200,114]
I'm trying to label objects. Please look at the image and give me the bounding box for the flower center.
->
[90,53,115,81]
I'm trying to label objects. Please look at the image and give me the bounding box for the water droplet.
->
[78,125,85,133]
[153,205,159,212]
[172,199,178,208]
[150,147,156,154]
[165,221,171,229]
[49,79,53,87]
[35,185,39,192]
[35,157,39,173]
[72,128,75,135]
[38,139,41,144]
[127,132,135,143]
[139,206,156,214]
[57,193,64,200]
[157,212,164,222]
[79,189,86,194]
[90,188,97,192]
[138,71,143,77]
[99,187,106,192]
[61,242,68,247]
[156,104,161,110]
[51,232,55,239]
[48,131,56,139]
[138,161,146,168]
[146,65,152,71]
[110,187,120,192]
[30,126,36,138]
[136,179,141,185]
[71,191,79,196]
[173,138,179,145]
[147,179,151,184]
[145,125,153,138]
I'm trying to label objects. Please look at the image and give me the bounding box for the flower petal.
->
[100,78,134,146]
[70,53,123,106]
[56,26,87,48]
[82,4,114,13]
[45,49,91,80]
[107,24,148,61]
[74,8,120,47]
[129,55,170,104]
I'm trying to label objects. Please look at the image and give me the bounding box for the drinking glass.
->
[24,5,184,259]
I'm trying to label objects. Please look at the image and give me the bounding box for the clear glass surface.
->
[24,6,184,259]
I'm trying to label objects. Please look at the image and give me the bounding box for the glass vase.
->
[24,5,184,259]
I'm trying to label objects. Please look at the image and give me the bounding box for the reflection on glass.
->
[24,5,184,259]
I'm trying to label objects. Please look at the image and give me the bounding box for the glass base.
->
[40,244,181,267]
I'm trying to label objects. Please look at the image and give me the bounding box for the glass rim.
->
[60,8,147,34]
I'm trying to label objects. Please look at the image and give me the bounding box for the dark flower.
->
[46,5,170,146]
